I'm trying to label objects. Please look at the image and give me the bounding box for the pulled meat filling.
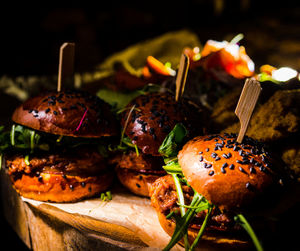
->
[150,175,240,232]
[6,147,109,177]
[110,150,166,175]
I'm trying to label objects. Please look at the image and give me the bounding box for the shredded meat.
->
[6,147,108,177]
[110,150,166,174]
[150,175,238,231]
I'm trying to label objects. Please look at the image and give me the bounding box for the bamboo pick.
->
[175,53,190,101]
[57,42,75,92]
[235,78,262,143]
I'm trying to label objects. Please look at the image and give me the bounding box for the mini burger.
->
[111,91,207,197]
[3,89,118,202]
[150,130,285,250]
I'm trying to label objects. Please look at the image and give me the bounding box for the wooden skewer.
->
[235,78,262,143]
[175,53,190,101]
[57,42,75,92]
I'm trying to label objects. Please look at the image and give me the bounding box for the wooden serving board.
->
[0,168,183,251]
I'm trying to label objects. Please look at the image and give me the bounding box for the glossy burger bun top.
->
[121,91,206,156]
[12,90,118,138]
[178,134,277,211]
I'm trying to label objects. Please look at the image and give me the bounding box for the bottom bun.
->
[157,211,251,251]
[10,171,114,203]
[116,167,163,197]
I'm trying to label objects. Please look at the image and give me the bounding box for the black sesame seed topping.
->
[215,156,221,161]
[62,174,67,179]
[236,160,243,164]
[207,164,212,168]
[222,163,228,168]
[69,184,74,191]
[209,171,214,176]
[53,111,58,115]
[203,163,207,168]
[229,164,235,170]
[45,108,50,113]
[139,176,143,180]
[205,148,209,152]
[33,114,39,118]
[221,167,226,173]
[28,109,33,113]
[211,152,217,158]
[239,166,247,174]
[199,156,203,162]
[222,153,228,159]
[81,182,86,187]
[136,183,141,188]
[199,151,203,154]
[250,167,256,174]
[38,176,43,182]
[245,182,252,190]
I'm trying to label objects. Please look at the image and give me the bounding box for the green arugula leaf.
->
[234,214,264,251]
[159,123,187,158]
[163,192,211,251]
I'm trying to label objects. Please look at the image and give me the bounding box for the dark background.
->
[1,1,300,250]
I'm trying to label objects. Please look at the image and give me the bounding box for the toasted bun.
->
[10,171,113,203]
[178,134,276,211]
[157,211,250,250]
[6,148,114,202]
[116,167,164,197]
[112,151,166,197]
[12,90,118,137]
[121,92,205,156]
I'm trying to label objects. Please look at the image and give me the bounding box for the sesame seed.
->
[69,184,74,191]
[222,163,228,168]
[239,166,247,174]
[53,111,58,115]
[199,151,203,154]
[199,156,203,162]
[229,164,235,170]
[38,176,43,182]
[215,156,221,161]
[209,171,214,176]
[45,108,50,113]
[81,182,86,187]
[211,152,217,158]
[222,153,228,159]
[203,163,207,168]
[221,167,226,173]
[236,160,243,164]
[206,164,212,168]
[246,182,252,189]
[205,148,209,152]
[136,183,141,188]
[250,167,256,174]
